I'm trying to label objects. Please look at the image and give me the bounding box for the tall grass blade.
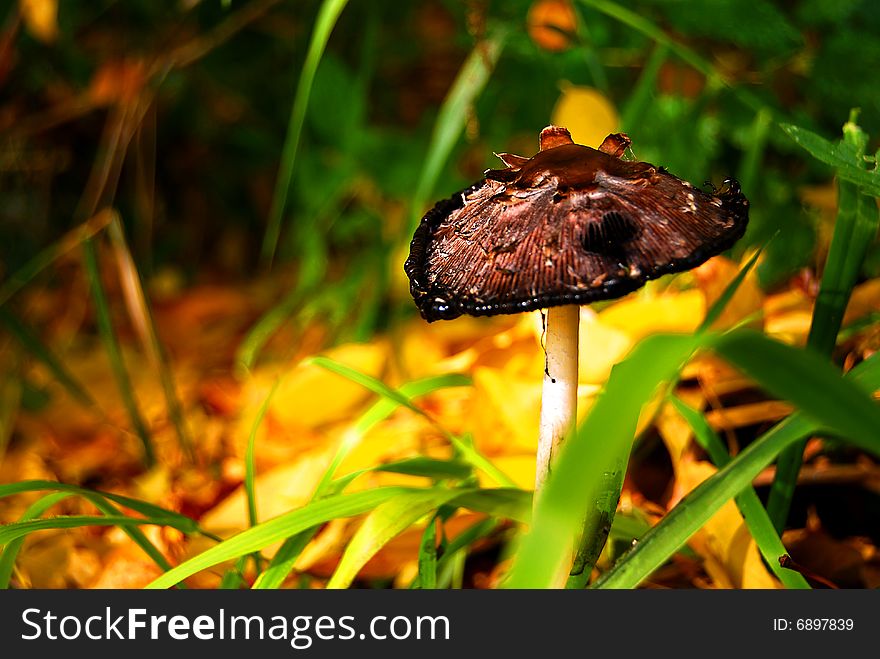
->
[409,33,505,232]
[620,43,668,132]
[0,210,113,309]
[596,352,880,588]
[0,514,193,545]
[82,237,155,466]
[0,480,200,532]
[577,0,767,114]
[107,216,194,459]
[770,115,880,531]
[147,487,417,589]
[698,245,766,332]
[780,123,880,197]
[326,488,465,589]
[416,512,440,589]
[309,356,515,487]
[260,0,350,267]
[0,492,73,588]
[252,373,472,589]
[669,396,810,589]
[0,307,98,411]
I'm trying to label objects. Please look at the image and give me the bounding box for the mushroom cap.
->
[405,126,749,322]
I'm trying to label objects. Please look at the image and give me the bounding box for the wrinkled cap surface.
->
[405,126,749,322]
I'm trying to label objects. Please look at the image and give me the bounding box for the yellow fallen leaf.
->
[19,0,57,44]
[199,449,335,538]
[551,85,618,149]
[675,459,778,589]
[577,309,633,384]
[599,289,705,342]
[269,342,387,429]
[693,255,764,330]
[471,366,542,455]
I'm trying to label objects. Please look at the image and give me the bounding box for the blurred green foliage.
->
[2,0,879,339]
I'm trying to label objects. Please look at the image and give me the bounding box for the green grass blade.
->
[669,396,810,589]
[780,123,880,197]
[595,351,880,589]
[309,357,515,487]
[736,108,772,199]
[326,488,465,589]
[260,0,350,267]
[620,43,668,132]
[251,373,473,590]
[0,515,189,545]
[0,210,113,309]
[697,244,766,332]
[0,307,98,410]
[245,377,282,528]
[0,492,73,588]
[506,334,701,588]
[326,487,530,589]
[107,216,194,459]
[577,0,768,115]
[372,457,472,480]
[146,487,415,589]
[235,288,304,373]
[714,329,880,449]
[769,115,879,532]
[415,512,440,590]
[82,237,155,466]
[0,480,198,532]
[409,32,505,232]
[806,118,877,355]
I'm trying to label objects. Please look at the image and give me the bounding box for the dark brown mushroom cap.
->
[405,126,749,322]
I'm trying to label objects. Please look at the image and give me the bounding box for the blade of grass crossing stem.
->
[770,114,880,532]
[147,487,418,589]
[596,351,880,589]
[0,492,73,588]
[409,33,505,233]
[669,396,810,589]
[509,330,880,588]
[260,0,349,267]
[82,237,155,466]
[0,210,113,309]
[308,357,515,487]
[0,307,98,410]
[506,333,702,588]
[252,374,473,589]
[108,217,194,459]
[416,512,440,590]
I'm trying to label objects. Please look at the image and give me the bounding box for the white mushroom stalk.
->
[535,304,579,493]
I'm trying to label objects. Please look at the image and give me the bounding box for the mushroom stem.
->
[536,304,580,493]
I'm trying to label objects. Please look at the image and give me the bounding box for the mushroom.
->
[404,126,749,494]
